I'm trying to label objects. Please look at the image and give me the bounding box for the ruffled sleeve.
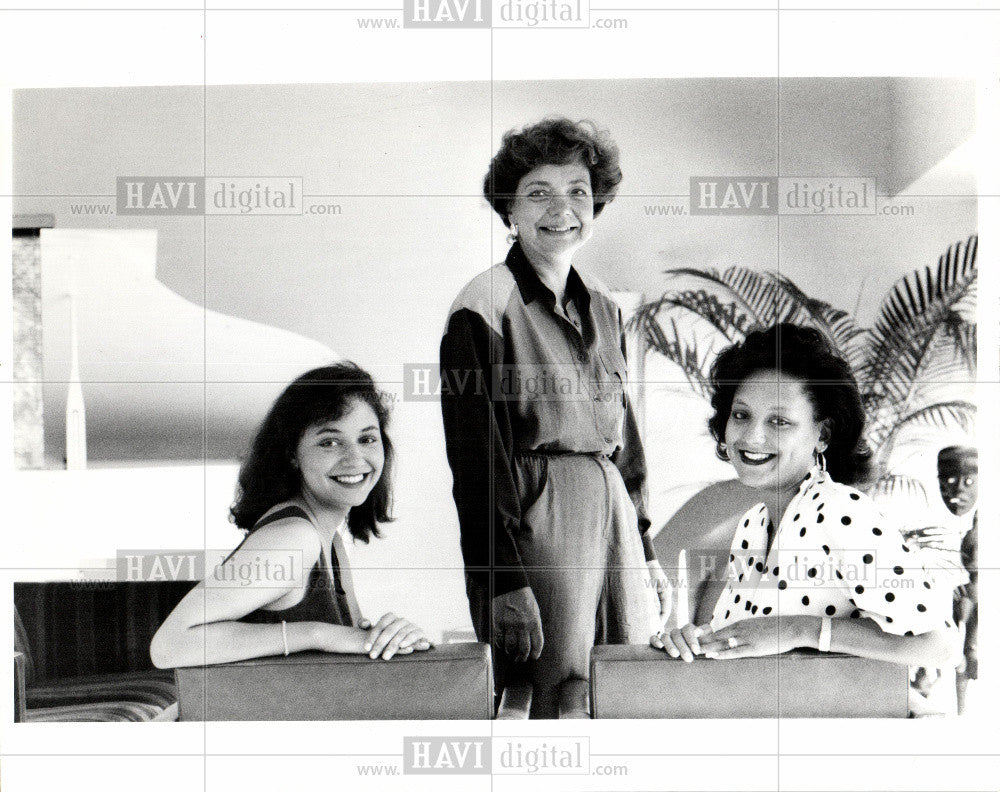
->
[825,485,952,636]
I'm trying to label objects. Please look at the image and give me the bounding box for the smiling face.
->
[508,160,594,263]
[294,399,385,518]
[725,370,829,496]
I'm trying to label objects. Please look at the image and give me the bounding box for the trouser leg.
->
[516,456,651,718]
[596,457,656,644]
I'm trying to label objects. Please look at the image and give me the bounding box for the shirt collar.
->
[798,464,825,491]
[334,519,351,542]
[775,465,828,525]
[747,465,827,529]
[504,241,591,312]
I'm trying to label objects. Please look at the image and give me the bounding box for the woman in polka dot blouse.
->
[651,324,959,666]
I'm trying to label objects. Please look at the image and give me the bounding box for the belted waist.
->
[515,448,610,459]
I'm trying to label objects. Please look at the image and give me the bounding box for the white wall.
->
[12,78,975,593]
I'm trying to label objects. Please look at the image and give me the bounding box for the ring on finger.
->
[727,636,739,649]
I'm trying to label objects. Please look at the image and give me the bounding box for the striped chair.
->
[14,582,194,723]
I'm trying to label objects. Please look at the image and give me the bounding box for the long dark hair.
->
[707,323,873,486]
[230,362,394,541]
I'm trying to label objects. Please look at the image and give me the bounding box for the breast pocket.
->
[595,346,628,442]
[598,345,628,403]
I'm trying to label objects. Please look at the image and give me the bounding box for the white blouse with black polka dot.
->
[709,466,951,637]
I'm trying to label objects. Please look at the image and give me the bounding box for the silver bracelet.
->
[818,616,832,652]
[281,620,290,656]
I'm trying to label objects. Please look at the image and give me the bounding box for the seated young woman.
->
[651,324,959,667]
[150,363,432,668]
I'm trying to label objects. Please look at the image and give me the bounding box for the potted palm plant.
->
[629,235,978,505]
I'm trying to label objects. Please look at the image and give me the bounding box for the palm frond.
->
[716,268,794,325]
[770,273,868,373]
[867,318,977,416]
[633,315,716,398]
[870,400,977,465]
[864,235,978,402]
[660,267,792,328]
[629,289,750,344]
[868,474,929,506]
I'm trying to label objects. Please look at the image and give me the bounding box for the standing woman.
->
[440,117,670,718]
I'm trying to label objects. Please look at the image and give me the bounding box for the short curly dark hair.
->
[230,362,394,542]
[483,117,623,227]
[707,323,873,486]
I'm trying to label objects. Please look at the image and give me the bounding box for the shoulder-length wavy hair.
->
[707,323,873,486]
[230,362,394,542]
[483,116,623,226]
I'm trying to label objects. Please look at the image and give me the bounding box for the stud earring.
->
[506,223,518,246]
[717,441,730,461]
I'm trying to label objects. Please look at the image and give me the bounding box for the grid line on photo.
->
[201,3,208,779]
[6,192,996,197]
[7,562,1000,572]
[489,23,497,774]
[4,5,1000,9]
[777,7,786,763]
[5,559,1000,568]
[5,377,992,385]
[4,751,1000,758]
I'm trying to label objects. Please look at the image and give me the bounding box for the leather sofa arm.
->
[590,645,908,718]
[175,642,493,721]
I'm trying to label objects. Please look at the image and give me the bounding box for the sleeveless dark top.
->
[228,504,355,627]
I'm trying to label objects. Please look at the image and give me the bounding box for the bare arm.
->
[149,596,370,668]
[813,617,959,668]
[698,615,961,668]
[654,479,762,628]
[149,520,369,668]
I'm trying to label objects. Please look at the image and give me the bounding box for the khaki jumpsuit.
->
[441,242,656,718]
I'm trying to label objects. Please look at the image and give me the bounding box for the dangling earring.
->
[814,448,827,472]
[506,223,518,246]
[717,441,730,461]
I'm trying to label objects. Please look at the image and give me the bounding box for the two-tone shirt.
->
[440,242,655,595]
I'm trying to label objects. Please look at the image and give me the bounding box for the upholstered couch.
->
[14,581,494,722]
[175,643,493,720]
[14,582,192,722]
[590,644,908,718]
